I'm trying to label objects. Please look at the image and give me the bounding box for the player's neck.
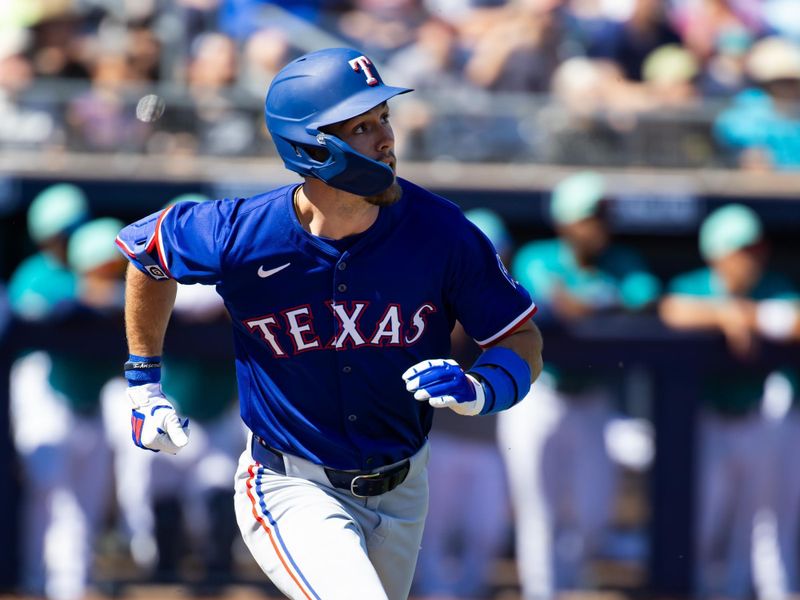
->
[295,181,379,240]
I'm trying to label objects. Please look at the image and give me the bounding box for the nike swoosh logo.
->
[258,263,291,278]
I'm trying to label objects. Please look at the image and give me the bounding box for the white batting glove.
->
[402,358,485,416]
[127,382,190,454]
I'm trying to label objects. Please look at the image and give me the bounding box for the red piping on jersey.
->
[147,206,175,279]
[115,236,136,258]
[246,464,313,600]
[477,304,538,349]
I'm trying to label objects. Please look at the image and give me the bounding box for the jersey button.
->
[337,283,347,292]
[348,414,357,422]
[337,262,347,271]
[342,365,352,373]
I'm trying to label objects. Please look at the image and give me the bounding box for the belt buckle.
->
[350,472,382,498]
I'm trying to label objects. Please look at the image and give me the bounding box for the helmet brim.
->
[310,85,412,130]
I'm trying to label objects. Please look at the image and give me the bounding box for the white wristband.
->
[756,300,799,341]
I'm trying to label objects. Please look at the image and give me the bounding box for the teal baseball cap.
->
[67,217,126,273]
[465,208,512,255]
[550,171,606,225]
[27,183,90,244]
[699,204,763,261]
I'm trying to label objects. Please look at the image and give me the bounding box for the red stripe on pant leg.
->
[246,464,313,600]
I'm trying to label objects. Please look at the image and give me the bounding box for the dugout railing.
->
[2,309,799,596]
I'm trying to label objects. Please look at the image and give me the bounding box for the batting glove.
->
[127,382,190,454]
[402,359,485,416]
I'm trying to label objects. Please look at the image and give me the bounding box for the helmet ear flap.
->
[312,134,394,196]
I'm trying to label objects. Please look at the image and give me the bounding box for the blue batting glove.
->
[402,358,485,416]
[128,383,190,454]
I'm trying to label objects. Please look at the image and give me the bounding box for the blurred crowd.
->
[2,0,800,167]
[1,174,799,600]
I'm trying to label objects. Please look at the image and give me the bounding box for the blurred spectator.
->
[463,5,563,93]
[0,28,59,150]
[65,50,149,152]
[5,0,796,167]
[386,16,466,90]
[186,32,262,155]
[633,44,716,166]
[126,22,163,82]
[672,0,763,62]
[572,0,683,81]
[238,28,292,99]
[714,36,800,170]
[9,200,124,600]
[540,57,643,165]
[498,171,661,599]
[29,14,92,80]
[659,203,800,600]
[337,0,426,58]
[386,16,472,160]
[422,0,507,26]
[697,25,753,96]
[413,208,514,600]
[187,32,238,89]
[641,43,700,107]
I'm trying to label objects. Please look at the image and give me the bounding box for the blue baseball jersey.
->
[116,178,536,470]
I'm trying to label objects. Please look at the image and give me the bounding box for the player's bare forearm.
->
[490,319,543,383]
[124,263,177,356]
[659,295,755,331]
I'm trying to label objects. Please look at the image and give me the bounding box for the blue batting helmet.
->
[265,47,412,196]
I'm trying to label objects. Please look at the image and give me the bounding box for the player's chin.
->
[364,179,402,207]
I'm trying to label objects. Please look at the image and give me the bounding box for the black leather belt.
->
[252,435,410,498]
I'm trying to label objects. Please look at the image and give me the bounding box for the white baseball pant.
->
[234,435,429,600]
[498,379,618,599]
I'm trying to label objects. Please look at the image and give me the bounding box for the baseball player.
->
[115,47,543,600]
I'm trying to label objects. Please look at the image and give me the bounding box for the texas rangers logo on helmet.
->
[348,55,379,86]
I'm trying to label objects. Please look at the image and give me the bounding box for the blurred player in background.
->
[115,47,543,600]
[7,184,88,321]
[413,208,515,600]
[8,183,89,599]
[498,171,661,599]
[10,202,124,599]
[659,204,800,600]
